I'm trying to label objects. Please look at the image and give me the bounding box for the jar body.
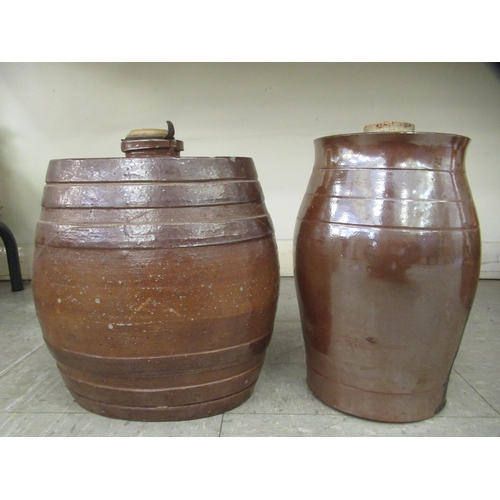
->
[33,156,279,421]
[294,133,481,422]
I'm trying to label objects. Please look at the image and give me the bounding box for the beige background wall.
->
[1,62,499,279]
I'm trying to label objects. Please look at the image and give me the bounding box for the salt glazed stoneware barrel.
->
[294,121,481,423]
[32,123,280,421]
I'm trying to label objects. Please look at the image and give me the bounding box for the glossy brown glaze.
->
[32,130,279,421]
[294,129,481,423]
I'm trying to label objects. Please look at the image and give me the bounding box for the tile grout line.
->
[223,411,500,418]
[453,369,500,417]
[219,413,225,437]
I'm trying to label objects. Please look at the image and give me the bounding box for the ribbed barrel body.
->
[33,156,280,421]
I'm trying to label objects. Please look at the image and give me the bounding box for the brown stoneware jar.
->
[294,122,481,423]
[32,124,280,421]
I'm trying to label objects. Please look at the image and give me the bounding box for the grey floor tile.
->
[457,385,500,414]
[275,278,301,322]
[229,361,341,416]
[266,321,306,365]
[221,413,500,437]
[0,411,223,437]
[453,322,500,412]
[457,321,500,354]
[0,283,45,375]
[468,280,500,324]
[0,345,80,413]
[440,371,498,417]
[451,371,500,414]
[221,413,344,437]
[0,412,65,437]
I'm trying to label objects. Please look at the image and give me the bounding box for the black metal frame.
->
[0,221,24,291]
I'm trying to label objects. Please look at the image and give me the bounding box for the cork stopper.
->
[364,121,415,133]
[125,121,175,140]
[125,128,173,139]
[121,121,184,157]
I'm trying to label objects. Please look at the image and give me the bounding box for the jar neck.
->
[314,133,470,171]
[121,138,184,158]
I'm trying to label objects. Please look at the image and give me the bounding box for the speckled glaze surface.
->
[32,129,280,421]
[294,128,481,423]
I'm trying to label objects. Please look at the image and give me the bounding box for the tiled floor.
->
[1,277,499,437]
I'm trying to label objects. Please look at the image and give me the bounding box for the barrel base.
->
[307,368,447,423]
[69,383,256,422]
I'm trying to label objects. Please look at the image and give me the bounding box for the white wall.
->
[1,62,499,279]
